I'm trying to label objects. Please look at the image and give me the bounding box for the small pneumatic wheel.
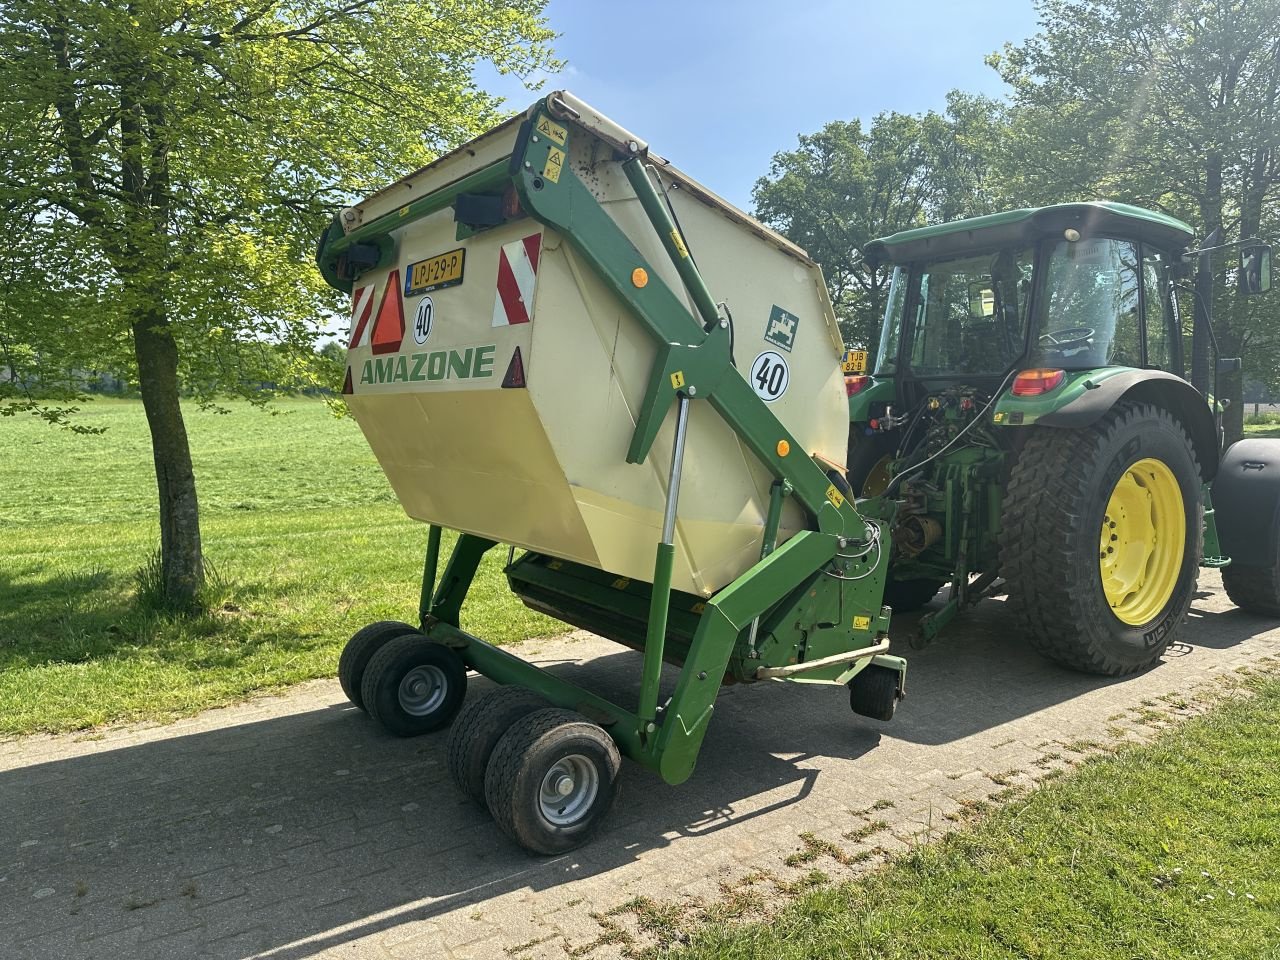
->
[848,664,902,722]
[446,685,550,804]
[338,620,421,712]
[360,635,467,737]
[484,708,621,855]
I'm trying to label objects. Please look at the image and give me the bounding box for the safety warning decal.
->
[348,283,375,349]
[542,147,565,183]
[493,233,542,327]
[535,115,568,146]
[369,269,405,355]
[348,273,404,354]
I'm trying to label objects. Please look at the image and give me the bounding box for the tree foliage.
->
[752,94,1001,351]
[990,0,1280,439]
[0,0,556,603]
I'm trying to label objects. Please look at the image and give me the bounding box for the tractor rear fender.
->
[1212,439,1280,567]
[1033,370,1218,481]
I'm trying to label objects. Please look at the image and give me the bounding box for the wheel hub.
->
[538,754,599,826]
[1098,457,1185,626]
[397,664,447,716]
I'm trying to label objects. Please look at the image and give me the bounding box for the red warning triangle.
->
[501,346,527,388]
[370,269,405,355]
[341,366,353,395]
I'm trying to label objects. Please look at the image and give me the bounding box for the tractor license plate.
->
[842,350,868,373]
[405,248,466,297]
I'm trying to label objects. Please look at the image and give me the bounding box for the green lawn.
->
[670,675,1280,960]
[0,398,560,735]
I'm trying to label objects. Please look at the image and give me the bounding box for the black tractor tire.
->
[361,635,467,737]
[848,664,901,721]
[1000,402,1202,676]
[883,577,944,612]
[846,430,898,497]
[338,620,421,711]
[446,685,550,804]
[484,708,621,855]
[1221,563,1280,616]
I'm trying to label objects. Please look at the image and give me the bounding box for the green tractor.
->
[846,202,1277,675]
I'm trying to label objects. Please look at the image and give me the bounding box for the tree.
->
[752,96,1002,351]
[1,0,556,606]
[990,0,1280,441]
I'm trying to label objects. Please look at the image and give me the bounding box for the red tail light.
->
[1011,368,1065,397]
[845,375,869,397]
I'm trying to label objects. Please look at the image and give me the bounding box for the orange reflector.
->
[1011,368,1065,396]
[777,440,790,457]
[502,184,523,220]
[631,267,648,288]
[845,375,869,397]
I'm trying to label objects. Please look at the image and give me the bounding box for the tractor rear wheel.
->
[1001,402,1201,676]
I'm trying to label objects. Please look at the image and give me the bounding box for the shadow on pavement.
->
[1,582,1269,959]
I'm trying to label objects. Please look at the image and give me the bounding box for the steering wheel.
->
[1039,326,1095,350]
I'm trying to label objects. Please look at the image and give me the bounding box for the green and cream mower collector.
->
[316,92,1280,854]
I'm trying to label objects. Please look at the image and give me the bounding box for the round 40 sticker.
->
[749,351,789,402]
[412,296,434,345]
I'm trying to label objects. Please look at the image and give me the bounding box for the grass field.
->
[0,398,560,735]
[670,674,1280,960]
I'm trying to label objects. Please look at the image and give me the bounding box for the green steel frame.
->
[319,98,906,785]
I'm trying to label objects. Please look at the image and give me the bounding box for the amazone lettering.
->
[360,347,499,386]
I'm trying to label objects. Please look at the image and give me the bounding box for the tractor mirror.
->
[967,282,995,318]
[1240,243,1272,295]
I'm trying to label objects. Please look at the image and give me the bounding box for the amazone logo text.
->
[360,345,496,385]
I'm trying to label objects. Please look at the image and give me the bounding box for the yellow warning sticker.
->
[842,350,868,373]
[853,615,871,630]
[535,115,568,146]
[398,205,410,218]
[612,577,631,590]
[542,147,565,183]
[691,602,707,614]
[548,559,563,570]
[670,370,686,389]
[670,229,690,259]
[825,483,846,508]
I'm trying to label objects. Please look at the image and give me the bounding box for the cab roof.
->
[863,202,1195,267]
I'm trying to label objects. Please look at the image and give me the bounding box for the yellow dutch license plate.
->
[842,350,868,373]
[404,248,465,297]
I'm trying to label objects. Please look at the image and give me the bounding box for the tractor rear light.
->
[845,375,869,397]
[1011,368,1065,397]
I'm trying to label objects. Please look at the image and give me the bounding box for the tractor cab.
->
[863,202,1196,411]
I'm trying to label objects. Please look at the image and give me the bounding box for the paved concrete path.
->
[3,570,1278,960]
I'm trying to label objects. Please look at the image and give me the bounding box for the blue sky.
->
[477,0,1043,211]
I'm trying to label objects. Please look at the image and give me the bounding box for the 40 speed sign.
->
[748,351,789,402]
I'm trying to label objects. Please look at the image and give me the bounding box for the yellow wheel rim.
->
[862,454,894,497]
[1099,457,1185,626]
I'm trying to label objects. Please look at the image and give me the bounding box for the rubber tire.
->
[848,664,901,721]
[361,635,467,737]
[883,577,944,612]
[338,620,420,711]
[1000,401,1202,676]
[1221,562,1280,616]
[446,685,549,804]
[484,708,621,855]
[846,430,898,496]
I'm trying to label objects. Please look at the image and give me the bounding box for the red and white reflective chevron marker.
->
[348,283,375,348]
[492,233,542,327]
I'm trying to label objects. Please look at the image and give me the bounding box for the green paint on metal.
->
[990,367,1133,426]
[848,377,894,422]
[427,533,497,628]
[418,525,442,627]
[1201,484,1231,567]
[865,201,1194,267]
[639,541,677,725]
[621,157,721,329]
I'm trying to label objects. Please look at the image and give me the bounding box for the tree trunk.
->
[132,307,203,608]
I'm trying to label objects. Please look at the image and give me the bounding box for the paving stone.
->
[1,573,1276,958]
